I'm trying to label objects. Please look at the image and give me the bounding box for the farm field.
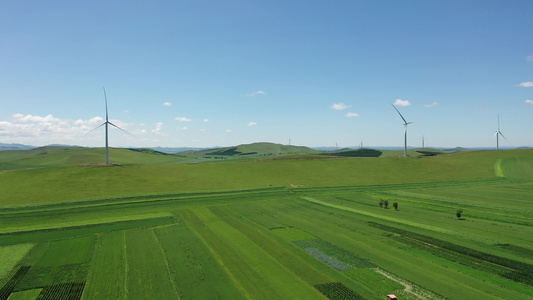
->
[0,148,532,299]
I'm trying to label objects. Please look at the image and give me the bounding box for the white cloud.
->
[0,113,140,146]
[423,102,439,108]
[525,99,533,105]
[225,129,233,133]
[245,90,266,97]
[75,117,103,126]
[0,114,126,143]
[13,114,61,123]
[163,102,172,107]
[203,119,209,122]
[393,99,411,106]
[177,127,188,131]
[133,129,147,135]
[151,122,167,136]
[345,112,359,117]
[247,122,257,126]
[330,103,351,111]
[517,82,533,87]
[175,117,192,122]
[526,55,533,61]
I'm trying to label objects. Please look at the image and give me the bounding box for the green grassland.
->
[0,146,185,170]
[0,147,532,299]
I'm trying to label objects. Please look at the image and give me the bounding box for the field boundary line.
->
[0,186,288,213]
[0,212,173,235]
[122,231,128,300]
[301,196,453,234]
[151,229,181,299]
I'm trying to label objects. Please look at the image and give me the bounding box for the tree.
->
[393,202,398,210]
[384,200,389,209]
[379,199,384,208]
[456,210,463,219]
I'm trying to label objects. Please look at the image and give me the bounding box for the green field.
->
[0,147,532,299]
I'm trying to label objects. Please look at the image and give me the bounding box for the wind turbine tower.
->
[495,115,507,150]
[391,104,413,157]
[86,88,130,164]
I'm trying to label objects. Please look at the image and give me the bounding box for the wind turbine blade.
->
[391,104,408,124]
[109,122,134,136]
[103,87,109,122]
[499,131,508,141]
[83,122,106,136]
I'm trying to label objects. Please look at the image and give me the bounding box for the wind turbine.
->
[391,104,413,157]
[85,88,130,164]
[495,115,507,150]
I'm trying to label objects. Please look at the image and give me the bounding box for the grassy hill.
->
[0,146,185,170]
[180,142,320,158]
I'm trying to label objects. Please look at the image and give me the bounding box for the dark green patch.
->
[314,282,365,300]
[0,266,30,300]
[495,243,533,258]
[416,150,442,156]
[36,282,85,300]
[127,148,172,156]
[322,149,382,158]
[238,152,258,155]
[294,239,375,268]
[206,147,241,156]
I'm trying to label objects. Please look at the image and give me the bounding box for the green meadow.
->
[0,146,532,299]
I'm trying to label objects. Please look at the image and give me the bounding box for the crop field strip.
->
[184,208,327,299]
[153,223,245,299]
[0,186,288,215]
[180,209,288,299]
[0,212,173,235]
[0,217,176,246]
[83,231,126,299]
[124,228,180,299]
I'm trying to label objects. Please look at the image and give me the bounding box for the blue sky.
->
[1,1,532,148]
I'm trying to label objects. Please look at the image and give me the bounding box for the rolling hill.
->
[179,142,320,158]
[0,146,186,170]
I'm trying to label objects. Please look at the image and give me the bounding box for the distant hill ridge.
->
[179,142,320,157]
